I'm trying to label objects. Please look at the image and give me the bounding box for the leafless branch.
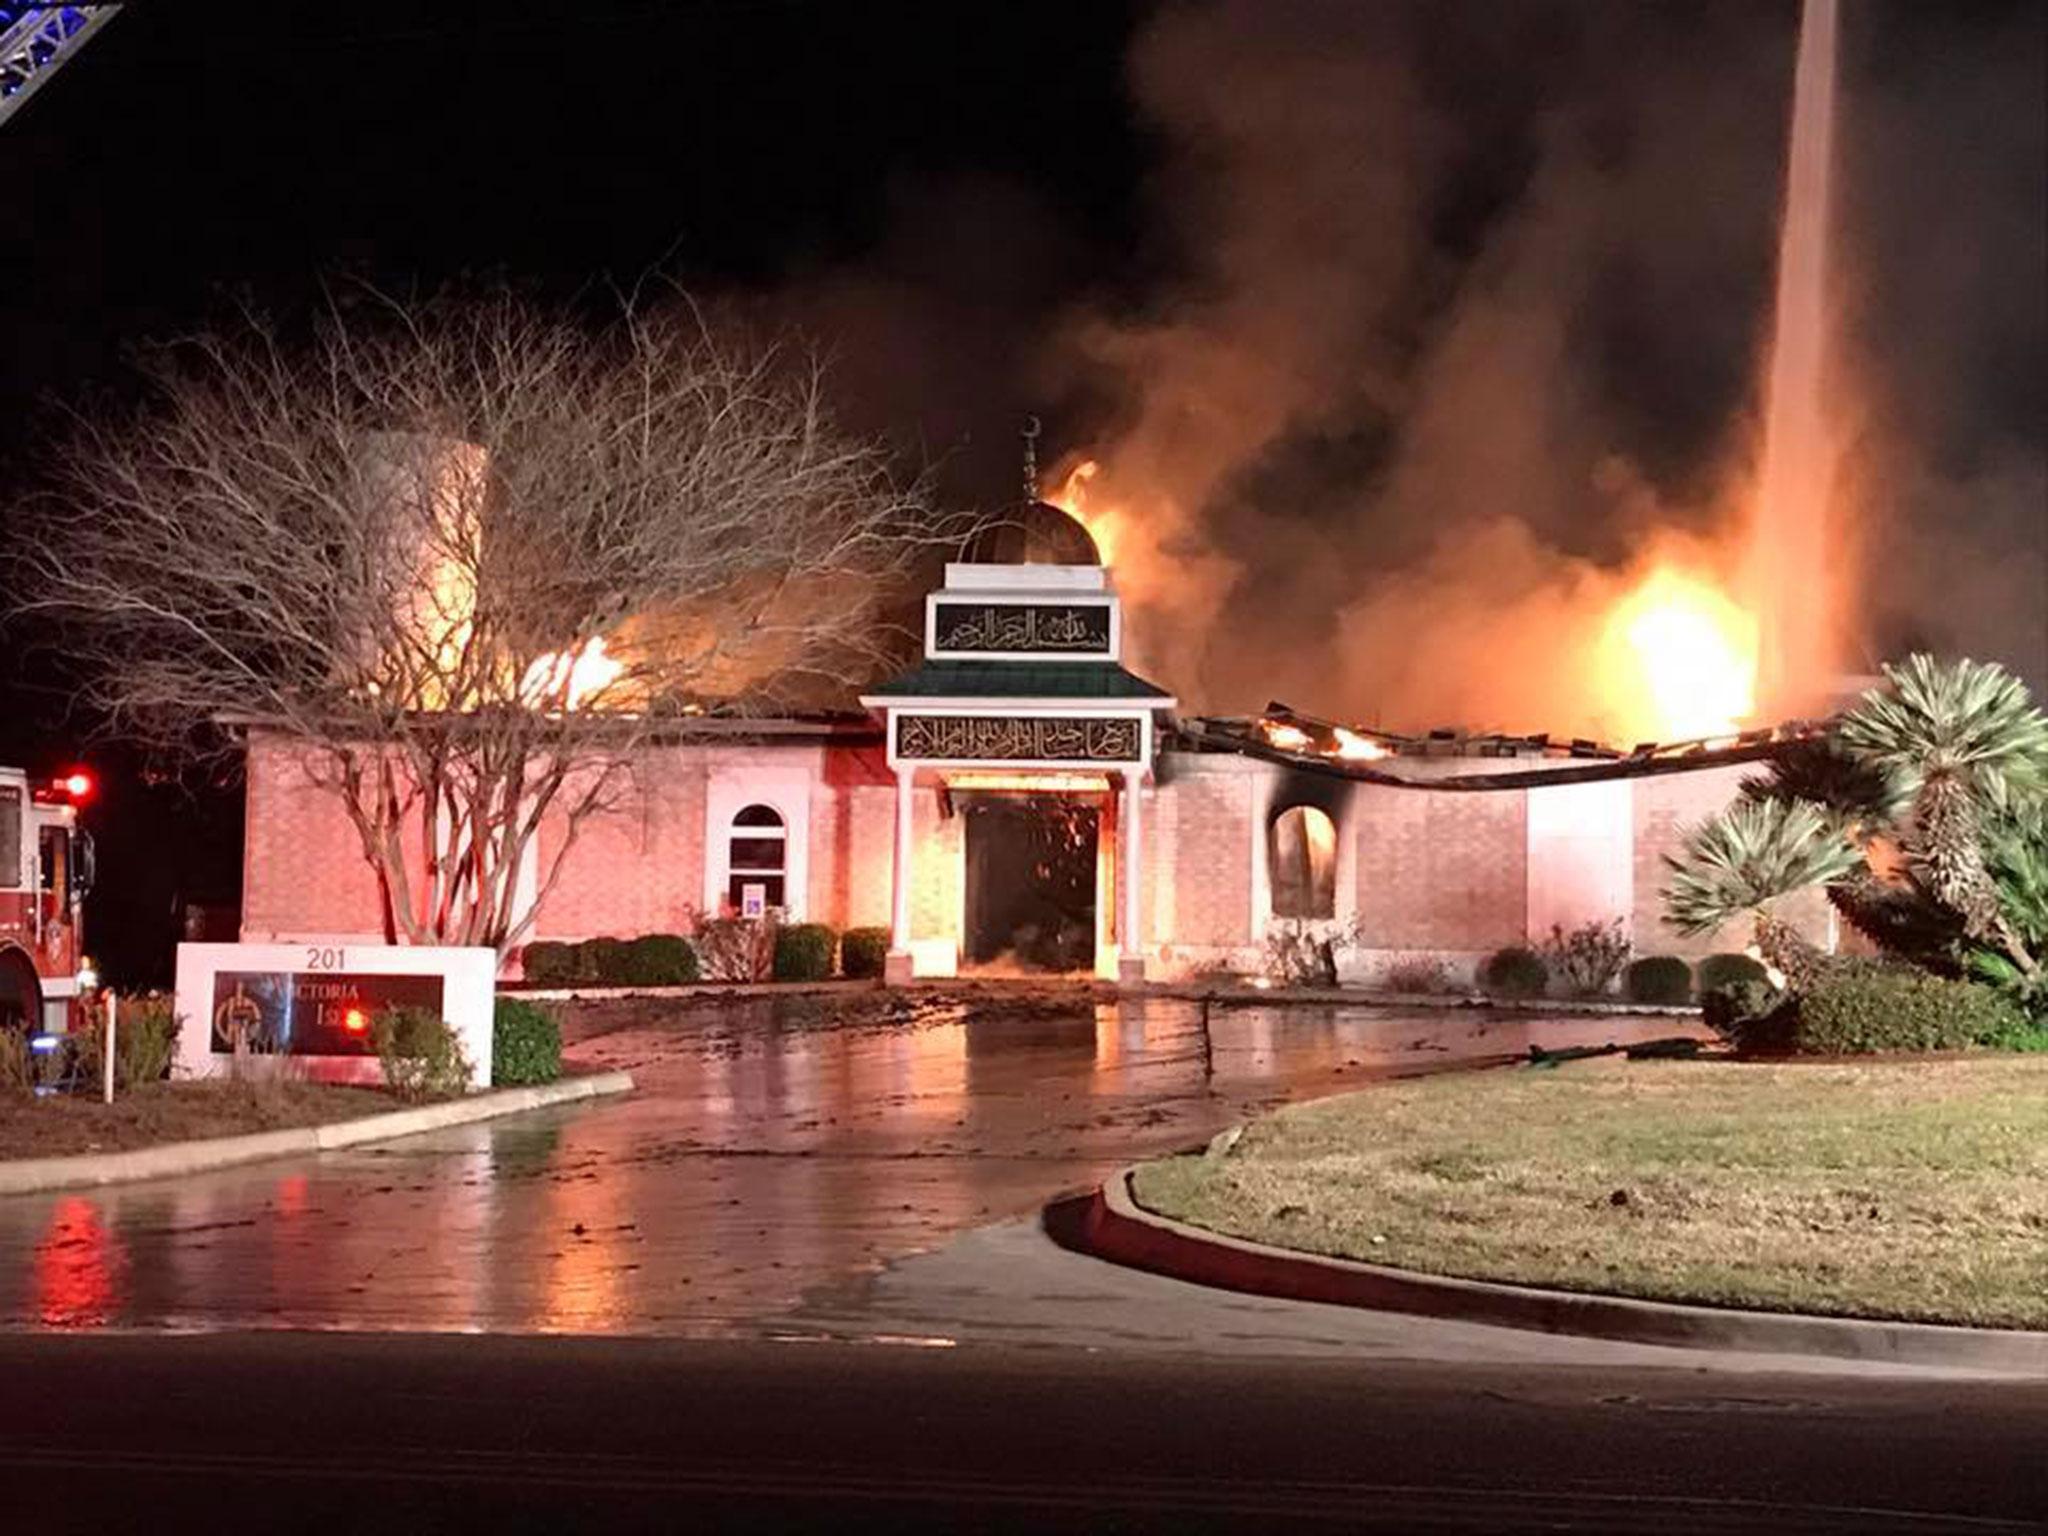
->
[9,284,963,955]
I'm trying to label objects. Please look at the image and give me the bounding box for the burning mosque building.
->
[236,496,1835,985]
[238,0,1868,985]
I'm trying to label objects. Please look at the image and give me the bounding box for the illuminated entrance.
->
[859,544,1175,986]
[963,793,1100,973]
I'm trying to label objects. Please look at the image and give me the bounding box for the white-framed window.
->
[1269,804,1337,920]
[705,768,812,921]
[725,803,787,913]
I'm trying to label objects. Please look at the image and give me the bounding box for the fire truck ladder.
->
[0,3,119,128]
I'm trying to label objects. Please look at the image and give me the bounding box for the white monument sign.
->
[173,943,497,1088]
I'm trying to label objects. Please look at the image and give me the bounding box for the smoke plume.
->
[1032,0,2044,731]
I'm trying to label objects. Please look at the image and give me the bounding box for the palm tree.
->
[1743,737,1963,966]
[1968,796,2048,1011]
[1740,736,1908,836]
[1663,798,1863,983]
[1839,655,2048,976]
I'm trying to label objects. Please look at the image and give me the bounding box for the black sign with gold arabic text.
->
[895,713,1142,763]
[931,603,1111,654]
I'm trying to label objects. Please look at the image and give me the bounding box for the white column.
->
[887,767,916,982]
[1119,767,1145,986]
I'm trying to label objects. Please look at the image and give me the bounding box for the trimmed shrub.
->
[576,936,629,985]
[1379,956,1451,994]
[1790,961,2025,1055]
[1480,946,1549,999]
[1703,977,1782,1040]
[1697,952,1770,993]
[1977,1009,2048,1052]
[493,998,562,1085]
[840,926,890,980]
[521,940,578,987]
[617,933,699,986]
[774,923,837,982]
[697,918,773,981]
[1624,956,1694,1005]
[1982,1018,2048,1052]
[370,1006,473,1100]
[1543,919,1632,996]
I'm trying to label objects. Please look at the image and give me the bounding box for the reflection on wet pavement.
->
[0,998,1694,1334]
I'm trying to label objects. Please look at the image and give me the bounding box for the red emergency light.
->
[32,769,95,806]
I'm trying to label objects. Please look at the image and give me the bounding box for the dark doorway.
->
[963,795,1098,973]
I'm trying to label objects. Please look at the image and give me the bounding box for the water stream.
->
[1750,0,1841,712]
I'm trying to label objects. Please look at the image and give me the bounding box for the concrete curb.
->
[1081,1167,2048,1376]
[1183,987,1701,1017]
[0,1071,635,1197]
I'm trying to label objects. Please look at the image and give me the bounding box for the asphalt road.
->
[3,994,2041,1531]
[5,1331,2043,1534]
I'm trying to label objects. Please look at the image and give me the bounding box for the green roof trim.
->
[865,659,1174,701]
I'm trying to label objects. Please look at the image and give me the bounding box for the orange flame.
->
[1053,447,1760,747]
[1047,459,1120,567]
[1597,563,1759,742]
[520,635,625,712]
[1331,726,1388,761]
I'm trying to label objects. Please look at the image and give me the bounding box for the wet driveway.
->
[0,994,1692,1334]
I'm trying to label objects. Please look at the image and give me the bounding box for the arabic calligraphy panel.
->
[931,603,1112,655]
[895,713,1143,763]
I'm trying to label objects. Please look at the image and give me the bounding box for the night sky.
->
[1,0,1150,980]
[2,0,2041,981]
[0,1,1146,500]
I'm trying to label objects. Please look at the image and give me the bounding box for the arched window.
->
[1269,805,1337,919]
[726,804,787,913]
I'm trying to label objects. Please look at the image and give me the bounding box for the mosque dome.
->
[959,500,1101,566]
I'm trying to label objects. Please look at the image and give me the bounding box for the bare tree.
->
[9,287,952,955]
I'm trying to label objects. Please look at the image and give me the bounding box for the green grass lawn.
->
[1131,1055,2048,1329]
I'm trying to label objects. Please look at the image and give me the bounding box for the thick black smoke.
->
[813,2,2044,725]
[1045,0,2043,728]
[1836,1,2047,689]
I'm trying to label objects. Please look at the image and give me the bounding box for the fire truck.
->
[0,766,97,1033]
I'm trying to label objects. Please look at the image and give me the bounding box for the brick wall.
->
[529,742,906,940]
[1150,764,1254,949]
[241,728,1832,970]
[1633,765,1742,957]
[812,745,896,931]
[1352,784,1528,950]
[530,753,710,939]
[240,733,386,941]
